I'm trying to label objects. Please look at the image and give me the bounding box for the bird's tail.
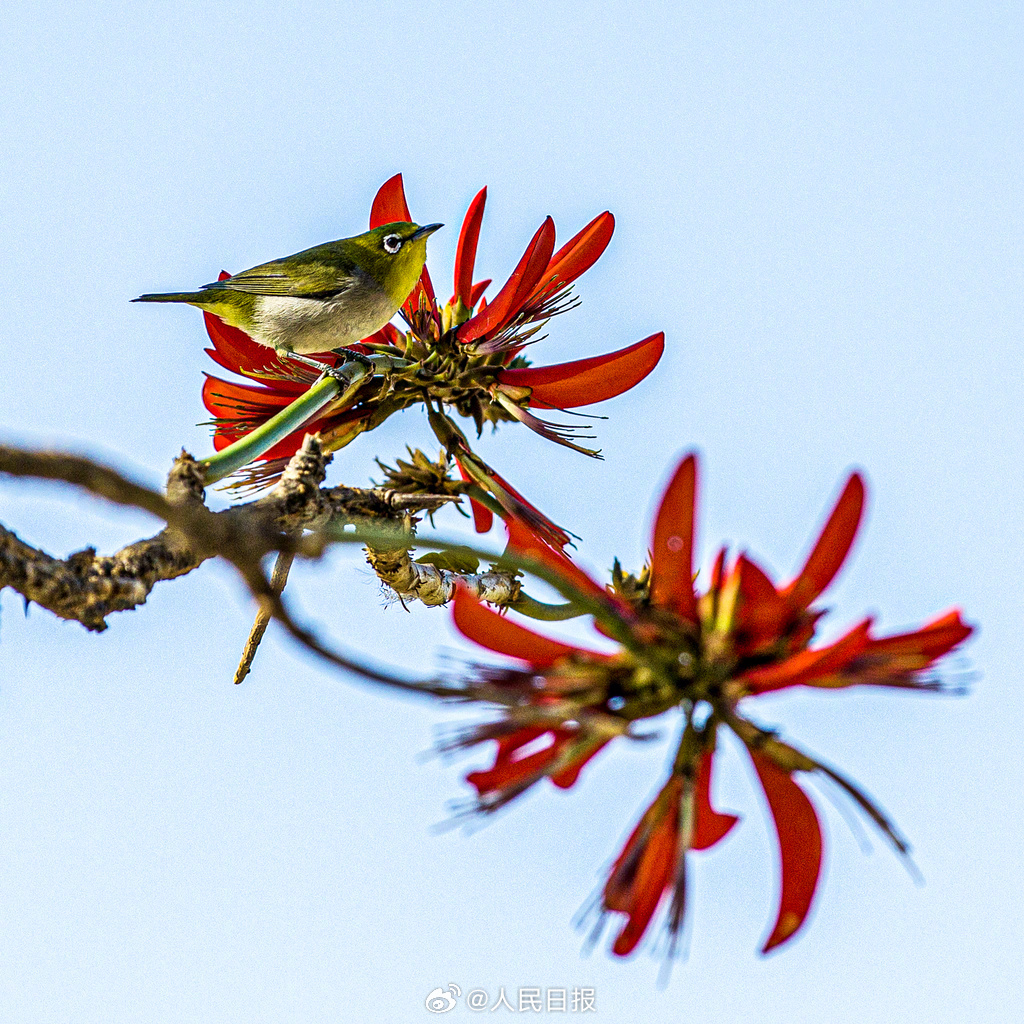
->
[132,291,209,305]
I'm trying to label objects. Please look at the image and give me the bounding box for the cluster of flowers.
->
[203,175,662,502]
[196,176,972,959]
[449,458,969,955]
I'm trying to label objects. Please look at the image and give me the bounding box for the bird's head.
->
[350,221,443,306]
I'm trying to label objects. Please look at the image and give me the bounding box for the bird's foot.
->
[330,347,374,370]
[278,349,370,389]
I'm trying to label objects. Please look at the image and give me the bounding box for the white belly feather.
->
[252,283,395,354]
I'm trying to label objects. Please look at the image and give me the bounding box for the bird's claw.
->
[331,347,374,370]
[280,348,372,390]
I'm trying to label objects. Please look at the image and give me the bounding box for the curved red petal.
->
[452,583,603,667]
[862,609,973,662]
[204,319,313,392]
[205,276,291,377]
[550,737,611,789]
[455,457,494,533]
[454,187,487,308]
[468,496,494,534]
[202,374,297,419]
[484,464,572,551]
[505,518,629,615]
[467,737,560,795]
[368,174,437,318]
[691,752,740,850]
[361,322,403,348]
[499,332,664,409]
[493,726,548,765]
[609,780,683,956]
[404,265,437,319]
[838,609,974,686]
[741,618,873,694]
[369,173,413,228]
[470,279,491,307]
[749,752,823,953]
[732,553,791,654]
[532,211,614,301]
[709,546,727,595]
[649,453,699,625]
[610,835,676,956]
[204,303,252,355]
[784,473,865,611]
[457,218,556,344]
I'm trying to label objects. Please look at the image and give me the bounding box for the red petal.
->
[484,463,572,551]
[709,546,727,595]
[369,174,437,319]
[202,374,296,419]
[609,779,683,956]
[470,279,491,307]
[204,316,315,391]
[454,187,487,308]
[468,497,493,533]
[457,218,556,344]
[505,518,629,615]
[691,752,739,850]
[741,618,873,694]
[862,609,972,662]
[732,553,791,653]
[467,735,560,795]
[492,726,548,764]
[531,211,614,301]
[611,832,676,956]
[749,752,823,953]
[467,497,493,533]
[452,583,605,667]
[361,322,404,348]
[455,457,494,533]
[550,737,611,788]
[479,727,607,794]
[499,332,664,409]
[203,275,319,389]
[784,473,865,611]
[369,173,413,227]
[406,265,437,320]
[649,453,699,625]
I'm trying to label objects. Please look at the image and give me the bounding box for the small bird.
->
[134,222,443,363]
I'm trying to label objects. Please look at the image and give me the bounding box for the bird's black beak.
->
[411,223,444,242]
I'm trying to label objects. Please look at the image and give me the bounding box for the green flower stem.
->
[199,352,410,485]
[508,592,582,621]
[201,373,350,484]
[321,525,633,638]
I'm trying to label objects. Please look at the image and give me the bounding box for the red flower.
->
[201,175,664,486]
[368,174,665,453]
[448,453,972,957]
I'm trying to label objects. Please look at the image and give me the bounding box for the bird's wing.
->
[202,249,358,298]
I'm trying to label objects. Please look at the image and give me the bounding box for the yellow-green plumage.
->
[134,221,441,355]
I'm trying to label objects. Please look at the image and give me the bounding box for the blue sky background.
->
[1,1,1022,1020]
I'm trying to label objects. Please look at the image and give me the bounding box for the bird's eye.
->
[383,234,403,254]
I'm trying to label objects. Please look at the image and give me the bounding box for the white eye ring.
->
[383,233,403,254]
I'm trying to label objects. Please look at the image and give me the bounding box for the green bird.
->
[134,222,443,363]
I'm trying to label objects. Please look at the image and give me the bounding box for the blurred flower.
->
[447,454,972,957]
